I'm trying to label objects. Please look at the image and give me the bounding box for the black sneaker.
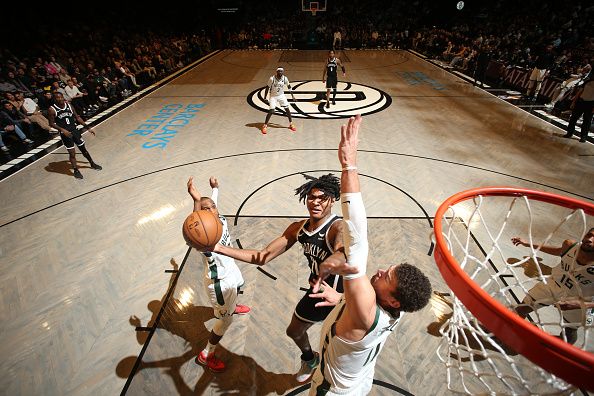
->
[91,163,103,170]
[73,169,83,179]
[332,100,336,105]
[325,102,330,108]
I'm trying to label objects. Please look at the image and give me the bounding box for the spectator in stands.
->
[0,109,33,152]
[333,29,342,50]
[546,62,592,110]
[450,43,469,68]
[13,91,57,134]
[64,79,88,115]
[6,71,32,96]
[114,61,140,90]
[2,100,32,136]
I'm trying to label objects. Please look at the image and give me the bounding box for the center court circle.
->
[247,80,392,119]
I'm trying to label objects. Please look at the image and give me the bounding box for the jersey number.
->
[560,274,574,289]
[65,118,70,125]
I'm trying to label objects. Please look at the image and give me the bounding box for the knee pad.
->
[212,315,233,336]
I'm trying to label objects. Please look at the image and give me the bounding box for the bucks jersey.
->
[52,103,77,131]
[310,299,403,395]
[550,243,594,299]
[201,189,242,283]
[298,214,343,292]
[268,75,289,97]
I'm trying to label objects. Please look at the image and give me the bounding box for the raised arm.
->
[213,220,302,265]
[314,115,377,340]
[209,176,219,205]
[187,177,202,212]
[511,237,573,257]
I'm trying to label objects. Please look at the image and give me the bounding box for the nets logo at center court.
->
[247,80,392,119]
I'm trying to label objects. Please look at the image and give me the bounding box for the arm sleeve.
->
[211,187,219,206]
[341,192,368,280]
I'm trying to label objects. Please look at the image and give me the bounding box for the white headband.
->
[276,67,284,72]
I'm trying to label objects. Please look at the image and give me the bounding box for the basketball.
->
[182,210,223,251]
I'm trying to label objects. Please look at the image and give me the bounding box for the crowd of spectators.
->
[0,23,212,155]
[412,1,593,87]
[1,0,592,157]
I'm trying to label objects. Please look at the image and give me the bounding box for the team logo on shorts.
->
[247,80,392,119]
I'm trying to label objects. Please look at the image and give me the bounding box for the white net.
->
[435,193,594,395]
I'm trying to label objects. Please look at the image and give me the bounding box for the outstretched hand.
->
[209,176,219,189]
[309,281,342,307]
[312,259,359,292]
[187,177,201,201]
[511,237,528,247]
[338,114,362,168]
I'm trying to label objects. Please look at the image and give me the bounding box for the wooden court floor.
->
[0,50,592,396]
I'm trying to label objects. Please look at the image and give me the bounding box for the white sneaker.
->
[1,146,9,152]
[23,138,33,144]
[295,352,319,382]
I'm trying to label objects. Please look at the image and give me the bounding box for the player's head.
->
[295,173,340,220]
[581,228,594,253]
[276,67,284,78]
[328,50,335,58]
[53,91,65,106]
[371,263,432,317]
[199,197,219,217]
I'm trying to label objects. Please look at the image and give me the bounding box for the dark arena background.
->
[0,1,592,395]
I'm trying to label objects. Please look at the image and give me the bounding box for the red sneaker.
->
[289,123,297,132]
[261,124,268,134]
[196,351,226,372]
[234,304,251,315]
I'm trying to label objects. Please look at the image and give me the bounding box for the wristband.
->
[342,165,357,171]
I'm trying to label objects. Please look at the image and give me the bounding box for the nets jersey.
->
[268,75,289,97]
[312,299,403,394]
[297,214,343,292]
[326,58,338,79]
[201,191,242,282]
[549,243,594,299]
[52,103,77,131]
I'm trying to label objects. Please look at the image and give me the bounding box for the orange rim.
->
[434,186,594,391]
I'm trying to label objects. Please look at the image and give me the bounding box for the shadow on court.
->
[117,258,300,395]
[45,160,92,177]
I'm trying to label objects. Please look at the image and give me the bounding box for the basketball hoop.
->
[433,187,594,394]
[310,1,318,16]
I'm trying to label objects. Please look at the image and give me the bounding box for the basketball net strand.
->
[437,194,592,395]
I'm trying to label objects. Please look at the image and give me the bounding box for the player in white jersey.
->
[512,228,594,344]
[186,176,250,372]
[261,67,297,135]
[308,115,432,395]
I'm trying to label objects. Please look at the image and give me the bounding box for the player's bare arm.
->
[213,220,304,265]
[187,177,202,212]
[337,115,377,340]
[511,237,574,256]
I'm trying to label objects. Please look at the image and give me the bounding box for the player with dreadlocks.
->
[213,173,346,382]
